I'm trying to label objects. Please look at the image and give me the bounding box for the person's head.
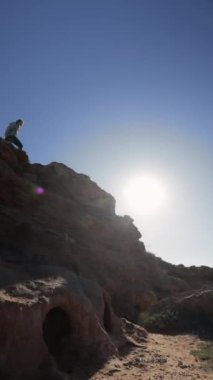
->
[16,119,24,127]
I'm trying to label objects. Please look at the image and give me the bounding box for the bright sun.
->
[123,175,167,216]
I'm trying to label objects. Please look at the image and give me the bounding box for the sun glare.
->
[123,175,167,216]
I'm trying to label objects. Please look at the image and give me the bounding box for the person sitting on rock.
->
[4,119,24,150]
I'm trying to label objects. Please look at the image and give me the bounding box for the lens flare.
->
[35,186,45,195]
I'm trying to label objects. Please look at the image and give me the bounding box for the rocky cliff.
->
[0,139,212,379]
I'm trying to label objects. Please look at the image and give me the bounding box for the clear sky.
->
[1,0,213,267]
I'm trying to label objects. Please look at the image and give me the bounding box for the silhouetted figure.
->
[4,119,24,150]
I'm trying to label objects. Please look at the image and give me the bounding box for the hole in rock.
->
[43,307,70,365]
[103,302,112,333]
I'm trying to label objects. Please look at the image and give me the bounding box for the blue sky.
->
[1,0,213,267]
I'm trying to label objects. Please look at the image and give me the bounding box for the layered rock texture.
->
[0,138,212,379]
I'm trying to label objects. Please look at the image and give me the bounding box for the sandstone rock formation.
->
[0,138,212,378]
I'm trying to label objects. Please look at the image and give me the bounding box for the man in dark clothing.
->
[4,119,24,150]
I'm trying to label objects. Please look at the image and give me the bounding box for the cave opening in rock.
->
[103,302,112,333]
[43,307,70,364]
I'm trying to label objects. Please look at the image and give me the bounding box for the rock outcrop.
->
[140,287,213,335]
[0,139,213,378]
[0,265,121,379]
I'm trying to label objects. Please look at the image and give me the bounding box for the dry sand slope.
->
[91,334,213,380]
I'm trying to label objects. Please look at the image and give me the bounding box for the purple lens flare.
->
[35,186,45,195]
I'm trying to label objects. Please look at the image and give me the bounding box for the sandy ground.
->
[90,333,213,380]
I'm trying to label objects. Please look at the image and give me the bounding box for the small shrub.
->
[138,305,212,335]
[138,308,179,332]
[192,342,213,371]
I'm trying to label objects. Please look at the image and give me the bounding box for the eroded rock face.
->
[0,139,149,323]
[0,264,120,378]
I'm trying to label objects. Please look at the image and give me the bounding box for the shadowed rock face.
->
[0,269,119,377]
[140,287,213,335]
[0,139,213,377]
